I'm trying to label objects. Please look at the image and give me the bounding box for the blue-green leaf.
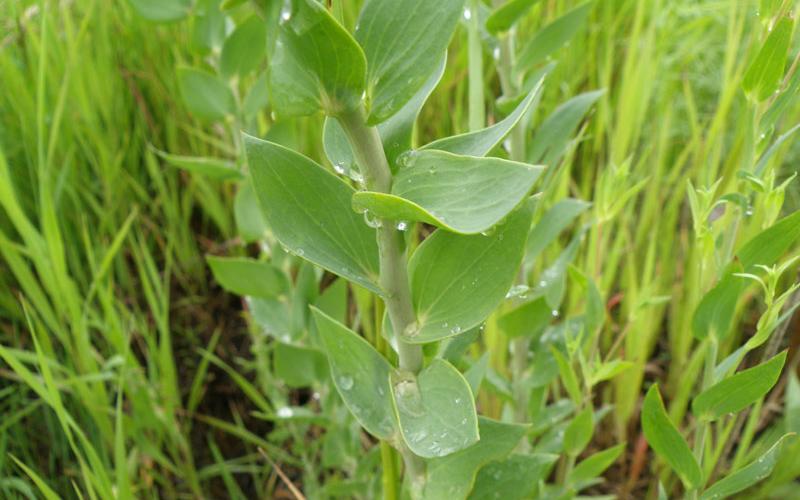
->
[245,135,380,293]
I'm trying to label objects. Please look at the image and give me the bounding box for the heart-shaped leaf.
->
[391,359,479,458]
[269,0,366,117]
[356,0,464,124]
[404,204,533,343]
[178,67,235,121]
[353,150,542,234]
[220,15,267,78]
[206,256,289,299]
[312,307,396,440]
[422,83,543,157]
[641,384,702,489]
[468,454,557,499]
[692,351,787,421]
[423,418,528,499]
[245,134,380,293]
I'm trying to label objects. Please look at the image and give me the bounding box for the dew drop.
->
[338,375,354,390]
[333,162,347,175]
[403,322,420,338]
[396,220,409,231]
[451,325,462,335]
[296,248,305,257]
[463,7,472,20]
[279,1,292,23]
[277,406,293,418]
[363,210,383,228]
[539,279,547,287]
[493,47,501,60]
[551,309,560,318]
[397,150,418,168]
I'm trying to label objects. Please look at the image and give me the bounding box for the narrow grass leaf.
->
[527,198,591,261]
[564,407,595,456]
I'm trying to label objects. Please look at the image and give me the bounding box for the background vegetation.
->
[1,0,800,498]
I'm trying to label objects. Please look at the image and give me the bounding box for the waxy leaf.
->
[422,83,543,156]
[405,205,533,343]
[742,16,794,102]
[642,385,702,488]
[178,67,235,121]
[423,418,528,499]
[128,0,191,22]
[569,443,625,485]
[234,182,268,243]
[527,198,591,260]
[516,2,593,72]
[700,434,795,500]
[269,0,366,117]
[563,407,594,456]
[353,150,543,234]
[498,296,552,339]
[356,0,464,124]
[220,16,267,78]
[311,308,395,439]
[468,454,557,499]
[153,148,243,181]
[486,0,542,35]
[692,351,787,421]
[245,135,380,293]
[391,359,479,458]
[274,342,328,388]
[528,89,604,165]
[206,256,288,299]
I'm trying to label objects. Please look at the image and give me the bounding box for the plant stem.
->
[380,441,399,500]
[337,106,426,493]
[467,0,484,132]
[690,336,717,496]
[493,22,531,424]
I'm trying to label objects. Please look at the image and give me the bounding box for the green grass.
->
[2,0,800,498]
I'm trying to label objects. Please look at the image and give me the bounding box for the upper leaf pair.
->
[270,0,464,123]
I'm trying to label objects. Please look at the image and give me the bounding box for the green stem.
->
[380,441,399,500]
[337,106,426,493]
[467,0,484,132]
[690,336,717,495]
